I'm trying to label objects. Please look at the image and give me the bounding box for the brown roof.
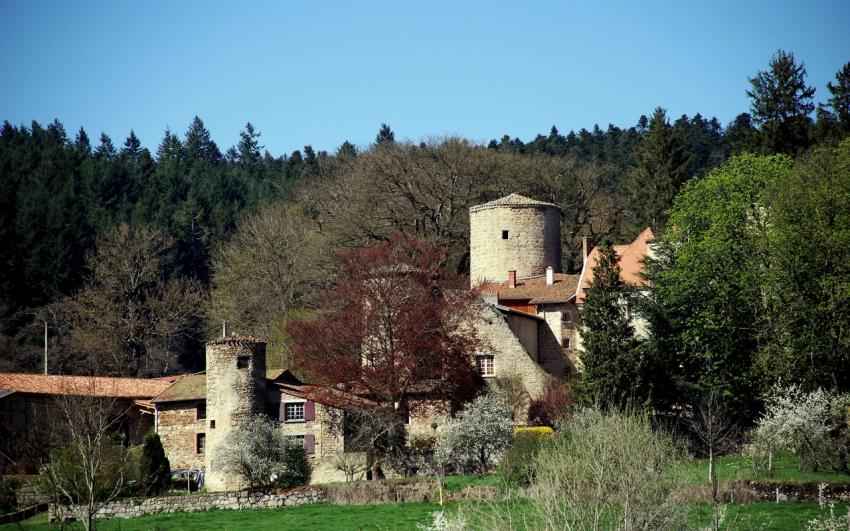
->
[278,383,376,410]
[576,227,655,304]
[470,193,561,213]
[0,372,178,399]
[151,373,206,403]
[481,273,580,304]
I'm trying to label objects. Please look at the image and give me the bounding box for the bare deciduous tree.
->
[44,379,135,531]
[69,224,205,376]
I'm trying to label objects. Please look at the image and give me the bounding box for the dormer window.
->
[502,230,509,240]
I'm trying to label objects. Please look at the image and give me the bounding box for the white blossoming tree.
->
[747,386,850,473]
[435,389,515,474]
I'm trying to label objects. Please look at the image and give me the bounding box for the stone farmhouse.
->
[0,193,653,487]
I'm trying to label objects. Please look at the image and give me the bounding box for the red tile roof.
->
[576,227,655,304]
[481,273,580,305]
[0,372,179,399]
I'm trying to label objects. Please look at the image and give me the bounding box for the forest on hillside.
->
[1,51,848,387]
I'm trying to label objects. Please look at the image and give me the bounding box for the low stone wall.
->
[50,487,323,522]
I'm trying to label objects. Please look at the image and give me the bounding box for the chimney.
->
[546,266,554,285]
[582,236,590,262]
[508,270,517,289]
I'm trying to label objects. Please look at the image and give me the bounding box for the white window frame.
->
[476,354,495,377]
[284,402,305,422]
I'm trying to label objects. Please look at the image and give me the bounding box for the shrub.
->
[515,426,554,437]
[218,414,289,488]
[527,384,572,428]
[498,431,547,488]
[748,386,850,473]
[139,432,171,496]
[526,408,686,529]
[435,389,514,474]
[0,476,21,513]
[278,443,311,489]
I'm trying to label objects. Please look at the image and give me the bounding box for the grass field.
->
[3,500,844,530]
[676,454,850,485]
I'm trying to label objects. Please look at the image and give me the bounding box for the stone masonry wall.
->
[156,401,205,470]
[474,305,550,403]
[470,205,561,285]
[205,338,267,492]
[50,488,323,522]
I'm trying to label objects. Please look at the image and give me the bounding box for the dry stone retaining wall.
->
[49,488,324,522]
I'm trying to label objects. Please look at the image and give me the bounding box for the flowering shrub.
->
[515,426,554,437]
[747,386,850,473]
[434,390,514,474]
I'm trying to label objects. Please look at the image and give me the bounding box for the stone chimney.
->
[582,236,590,262]
[508,270,517,289]
[546,266,554,285]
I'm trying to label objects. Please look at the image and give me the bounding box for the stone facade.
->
[535,302,581,378]
[470,195,562,285]
[155,400,205,470]
[474,305,551,402]
[204,337,267,492]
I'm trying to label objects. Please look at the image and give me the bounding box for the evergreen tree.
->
[184,116,221,164]
[726,113,761,154]
[139,431,171,495]
[576,242,643,408]
[237,122,263,169]
[120,130,142,161]
[625,107,690,231]
[375,123,395,145]
[747,50,816,154]
[93,133,115,160]
[336,140,357,159]
[824,61,850,134]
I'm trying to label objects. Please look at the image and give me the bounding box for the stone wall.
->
[475,305,550,402]
[535,302,581,379]
[470,204,561,285]
[156,401,205,470]
[49,488,324,522]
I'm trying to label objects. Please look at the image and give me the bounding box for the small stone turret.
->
[469,193,562,286]
[204,336,267,492]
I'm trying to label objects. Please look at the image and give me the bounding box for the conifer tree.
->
[375,123,395,145]
[824,62,850,134]
[139,431,171,495]
[625,107,690,231]
[747,50,815,154]
[576,242,643,408]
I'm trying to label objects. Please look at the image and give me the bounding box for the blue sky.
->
[1,1,848,156]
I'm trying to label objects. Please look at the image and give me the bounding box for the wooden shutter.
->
[304,433,315,454]
[304,400,316,421]
[278,402,286,421]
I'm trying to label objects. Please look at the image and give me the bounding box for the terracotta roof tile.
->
[481,273,580,304]
[0,372,178,399]
[470,193,561,213]
[576,227,655,304]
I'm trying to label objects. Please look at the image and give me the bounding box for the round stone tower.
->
[469,193,562,286]
[204,336,267,492]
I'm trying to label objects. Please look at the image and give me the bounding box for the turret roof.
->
[470,193,561,212]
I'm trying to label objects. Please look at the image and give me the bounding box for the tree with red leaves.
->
[287,234,483,477]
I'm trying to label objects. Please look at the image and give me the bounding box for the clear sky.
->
[1,0,848,156]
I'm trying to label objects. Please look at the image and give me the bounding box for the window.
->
[209,419,216,429]
[476,354,495,377]
[501,230,509,240]
[236,356,250,369]
[285,435,305,448]
[284,402,305,422]
[196,402,206,420]
[196,433,206,454]
[563,338,571,349]
[562,311,572,323]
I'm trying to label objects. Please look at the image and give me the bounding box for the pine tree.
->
[625,107,690,231]
[336,140,357,159]
[576,242,643,408]
[120,130,142,161]
[185,116,221,164]
[747,50,815,154]
[237,122,263,168]
[824,62,850,134]
[375,123,395,145]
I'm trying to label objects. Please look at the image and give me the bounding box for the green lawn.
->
[4,500,843,530]
[676,454,850,486]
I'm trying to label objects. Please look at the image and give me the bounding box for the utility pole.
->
[43,320,48,374]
